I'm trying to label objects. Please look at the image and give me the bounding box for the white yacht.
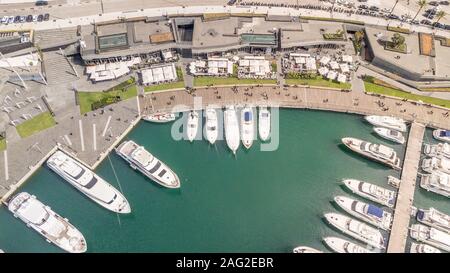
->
[186,111,199,142]
[373,127,405,144]
[365,115,407,132]
[343,179,396,208]
[417,207,450,232]
[424,143,450,159]
[8,192,87,253]
[116,140,180,188]
[420,171,450,198]
[224,106,240,154]
[142,113,176,123]
[422,157,450,175]
[0,249,4,253]
[323,237,375,253]
[433,129,450,143]
[258,106,271,141]
[47,151,131,214]
[334,195,392,230]
[241,106,254,149]
[410,224,450,252]
[410,243,441,253]
[205,108,218,145]
[387,175,400,189]
[292,246,323,253]
[324,213,385,249]
[342,137,401,170]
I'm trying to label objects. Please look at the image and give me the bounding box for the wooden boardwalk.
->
[387,122,425,253]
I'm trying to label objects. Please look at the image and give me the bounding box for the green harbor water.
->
[0,109,448,253]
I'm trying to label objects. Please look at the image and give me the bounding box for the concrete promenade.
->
[387,122,425,253]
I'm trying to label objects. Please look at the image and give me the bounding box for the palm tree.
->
[390,0,400,15]
[413,0,428,21]
[435,10,447,24]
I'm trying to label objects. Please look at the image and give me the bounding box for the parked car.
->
[26,15,33,22]
[19,16,26,23]
[8,16,14,24]
[429,1,439,6]
[37,14,44,22]
[35,0,48,6]
[43,13,50,21]
[1,16,8,24]
[32,15,38,22]
[14,15,20,23]
[440,1,449,5]
[421,19,432,25]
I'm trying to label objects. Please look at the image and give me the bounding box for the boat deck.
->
[117,141,137,157]
[387,122,425,253]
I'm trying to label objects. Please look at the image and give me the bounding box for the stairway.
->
[42,51,79,85]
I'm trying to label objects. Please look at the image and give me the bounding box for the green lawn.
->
[16,112,56,138]
[364,81,450,109]
[0,138,5,151]
[77,84,138,114]
[286,77,352,90]
[144,81,185,92]
[194,76,276,87]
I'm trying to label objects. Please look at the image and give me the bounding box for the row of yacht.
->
[366,115,408,145]
[143,106,272,155]
[420,138,450,198]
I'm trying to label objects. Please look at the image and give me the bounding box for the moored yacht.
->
[373,127,405,144]
[365,115,407,132]
[224,106,240,154]
[142,113,176,123]
[116,140,180,188]
[417,207,450,232]
[47,151,131,214]
[410,242,441,253]
[205,107,218,145]
[420,171,450,198]
[410,224,450,252]
[343,179,396,208]
[334,195,392,230]
[241,106,254,149]
[323,237,375,253]
[258,106,271,141]
[424,143,450,159]
[433,129,450,143]
[422,157,450,175]
[8,192,87,253]
[186,111,199,142]
[292,246,323,253]
[0,249,4,253]
[341,137,401,170]
[324,212,385,249]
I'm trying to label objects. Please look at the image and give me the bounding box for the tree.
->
[391,33,406,48]
[413,0,428,21]
[435,10,447,24]
[390,0,400,15]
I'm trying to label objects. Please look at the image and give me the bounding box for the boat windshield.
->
[440,131,450,137]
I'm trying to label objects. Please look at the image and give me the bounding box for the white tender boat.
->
[142,113,176,123]
[258,106,271,141]
[324,213,385,249]
[420,171,450,198]
[116,140,180,188]
[433,129,450,143]
[424,143,450,159]
[323,237,375,253]
[224,106,240,154]
[410,224,450,252]
[373,127,405,144]
[47,151,131,214]
[205,108,218,145]
[186,111,199,142]
[241,106,254,149]
[417,207,450,232]
[410,242,441,253]
[8,192,87,253]
[334,195,392,230]
[422,157,450,175]
[343,179,396,208]
[365,115,407,132]
[387,175,400,189]
[342,137,401,170]
[292,246,323,253]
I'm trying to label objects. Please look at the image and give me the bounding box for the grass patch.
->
[387,26,411,34]
[77,78,138,114]
[194,76,276,87]
[385,41,407,53]
[0,137,5,151]
[286,76,351,90]
[363,77,450,109]
[16,112,56,138]
[323,33,345,40]
[299,16,365,25]
[144,81,185,92]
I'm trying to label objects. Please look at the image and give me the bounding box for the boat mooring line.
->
[107,154,123,227]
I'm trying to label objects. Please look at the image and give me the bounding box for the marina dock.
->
[387,122,425,253]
